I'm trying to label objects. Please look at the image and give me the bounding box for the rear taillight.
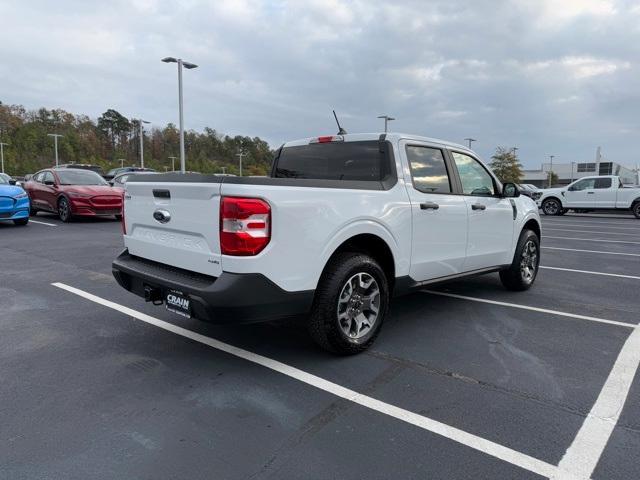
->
[310,135,344,144]
[220,197,271,256]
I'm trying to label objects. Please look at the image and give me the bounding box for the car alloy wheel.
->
[58,198,70,222]
[336,272,381,339]
[520,239,538,284]
[542,199,560,215]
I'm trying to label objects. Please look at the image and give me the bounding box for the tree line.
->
[0,102,274,176]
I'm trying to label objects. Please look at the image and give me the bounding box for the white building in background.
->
[522,147,639,187]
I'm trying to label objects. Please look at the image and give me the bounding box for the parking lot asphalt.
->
[1,212,639,479]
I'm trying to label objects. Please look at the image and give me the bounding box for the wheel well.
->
[542,196,562,205]
[523,219,541,241]
[326,234,396,290]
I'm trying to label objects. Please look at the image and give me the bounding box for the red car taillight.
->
[220,197,271,256]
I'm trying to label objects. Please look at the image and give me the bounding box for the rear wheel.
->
[500,229,540,291]
[633,203,640,219]
[541,198,562,216]
[308,252,389,355]
[13,217,29,226]
[58,197,72,223]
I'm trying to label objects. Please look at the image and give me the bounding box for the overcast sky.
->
[1,0,639,168]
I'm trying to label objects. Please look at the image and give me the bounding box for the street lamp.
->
[548,155,555,188]
[136,119,150,168]
[48,134,63,166]
[0,142,8,173]
[168,156,177,172]
[570,161,576,183]
[117,158,126,168]
[464,138,477,149]
[162,57,198,173]
[377,115,395,133]
[236,143,246,177]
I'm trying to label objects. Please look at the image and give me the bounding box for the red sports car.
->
[24,168,123,222]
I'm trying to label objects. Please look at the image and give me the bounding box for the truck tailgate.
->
[123,181,223,277]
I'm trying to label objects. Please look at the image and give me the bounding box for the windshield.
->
[106,168,122,176]
[57,170,108,186]
[0,174,9,185]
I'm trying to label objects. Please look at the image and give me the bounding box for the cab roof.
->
[283,132,475,154]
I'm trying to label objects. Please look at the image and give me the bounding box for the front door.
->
[595,177,616,208]
[449,151,514,271]
[564,177,596,208]
[403,142,468,281]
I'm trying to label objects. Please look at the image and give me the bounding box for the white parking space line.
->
[543,246,640,257]
[545,236,640,245]
[542,221,640,232]
[556,326,640,479]
[422,290,635,329]
[51,282,559,479]
[540,266,640,280]
[29,219,58,227]
[542,227,640,238]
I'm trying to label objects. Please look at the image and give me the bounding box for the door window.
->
[571,178,595,191]
[42,171,55,184]
[595,178,612,189]
[406,146,451,193]
[451,152,495,196]
[33,172,44,183]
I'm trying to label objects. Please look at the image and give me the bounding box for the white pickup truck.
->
[538,175,640,218]
[112,133,541,354]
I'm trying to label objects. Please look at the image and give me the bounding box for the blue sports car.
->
[0,174,30,226]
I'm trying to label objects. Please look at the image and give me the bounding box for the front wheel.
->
[633,203,640,219]
[500,229,540,291]
[13,217,29,226]
[308,252,389,355]
[541,198,562,216]
[58,197,73,223]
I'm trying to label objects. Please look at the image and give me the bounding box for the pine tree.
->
[490,147,523,183]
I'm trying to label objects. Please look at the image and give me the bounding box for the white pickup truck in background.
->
[538,175,640,218]
[112,133,541,354]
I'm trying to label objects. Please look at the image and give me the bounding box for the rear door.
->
[123,178,224,277]
[595,177,616,208]
[401,141,468,281]
[449,151,514,271]
[564,178,596,208]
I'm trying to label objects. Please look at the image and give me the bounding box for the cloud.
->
[0,0,638,168]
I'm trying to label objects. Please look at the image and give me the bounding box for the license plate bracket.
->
[165,289,192,318]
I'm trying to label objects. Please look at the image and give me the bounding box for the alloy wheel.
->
[337,272,381,339]
[543,199,559,215]
[520,239,538,284]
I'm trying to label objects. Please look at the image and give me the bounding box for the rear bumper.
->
[112,249,314,324]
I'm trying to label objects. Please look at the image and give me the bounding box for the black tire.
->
[58,197,72,223]
[308,252,389,355]
[633,202,640,219]
[13,217,29,226]
[29,203,38,216]
[541,198,562,216]
[500,229,540,291]
[115,214,122,221]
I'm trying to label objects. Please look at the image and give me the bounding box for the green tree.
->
[490,147,523,183]
[547,171,559,187]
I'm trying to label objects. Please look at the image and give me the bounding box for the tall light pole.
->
[236,144,245,177]
[377,115,395,133]
[162,57,198,173]
[168,156,177,172]
[0,142,8,173]
[548,155,555,188]
[117,158,125,168]
[570,161,576,182]
[47,134,63,167]
[464,138,477,149]
[137,119,150,168]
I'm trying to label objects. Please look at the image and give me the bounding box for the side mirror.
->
[44,180,55,186]
[9,179,16,185]
[502,182,520,198]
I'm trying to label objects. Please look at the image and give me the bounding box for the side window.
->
[571,178,595,191]
[595,178,612,189]
[406,146,451,193]
[451,152,495,196]
[42,172,55,184]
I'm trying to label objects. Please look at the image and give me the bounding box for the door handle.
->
[471,203,486,211]
[587,191,595,194]
[420,202,439,210]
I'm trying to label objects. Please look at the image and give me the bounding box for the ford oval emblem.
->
[153,209,171,224]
